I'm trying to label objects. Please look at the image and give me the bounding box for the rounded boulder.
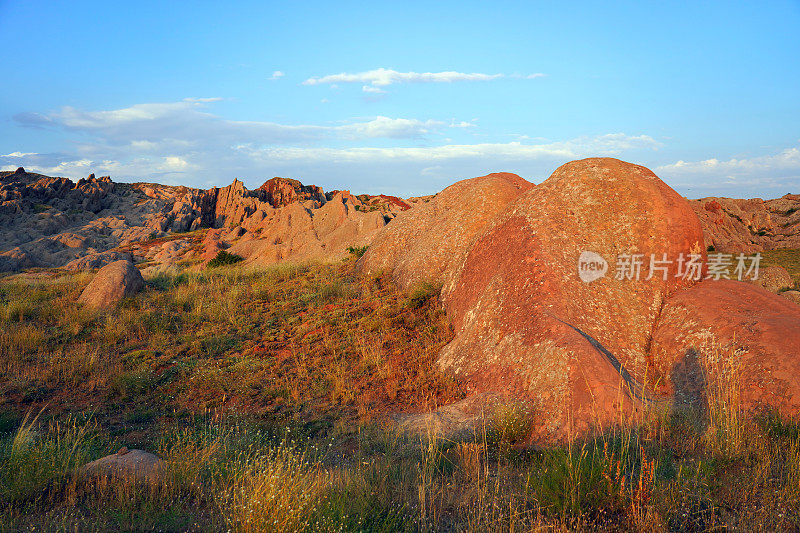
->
[439,158,707,439]
[77,260,144,309]
[357,172,533,293]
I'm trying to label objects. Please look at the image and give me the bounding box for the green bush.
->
[346,245,369,258]
[207,251,244,268]
[406,281,441,309]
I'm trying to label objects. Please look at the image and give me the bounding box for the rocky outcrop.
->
[229,191,385,266]
[358,172,533,292]
[690,194,800,252]
[78,260,144,309]
[649,280,800,415]
[783,290,800,305]
[258,177,326,208]
[0,169,403,273]
[0,171,182,272]
[1,170,114,219]
[64,251,134,272]
[436,158,706,438]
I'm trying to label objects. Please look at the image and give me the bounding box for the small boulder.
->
[77,260,144,309]
[782,290,800,305]
[83,447,164,480]
[750,265,793,293]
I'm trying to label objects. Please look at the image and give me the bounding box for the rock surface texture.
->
[357,172,533,292]
[438,158,707,438]
[750,265,794,293]
[650,280,800,415]
[77,260,145,309]
[83,447,164,480]
[0,170,404,272]
[690,194,800,252]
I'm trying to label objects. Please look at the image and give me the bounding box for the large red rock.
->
[649,280,800,414]
[358,172,533,292]
[439,158,707,438]
[78,260,144,309]
[257,177,326,208]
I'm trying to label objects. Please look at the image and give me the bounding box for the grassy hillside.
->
[1,258,800,531]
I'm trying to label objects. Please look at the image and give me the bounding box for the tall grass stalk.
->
[699,333,744,456]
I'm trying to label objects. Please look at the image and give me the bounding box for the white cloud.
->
[183,97,224,103]
[362,85,386,94]
[657,146,800,176]
[337,116,444,139]
[656,145,800,196]
[1,151,37,158]
[270,70,284,80]
[304,68,507,88]
[235,134,660,164]
[4,99,673,196]
[14,101,446,145]
[162,156,191,171]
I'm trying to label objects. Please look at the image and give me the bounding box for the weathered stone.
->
[358,172,533,293]
[749,265,794,293]
[439,158,706,439]
[78,260,144,309]
[650,280,800,415]
[83,447,164,480]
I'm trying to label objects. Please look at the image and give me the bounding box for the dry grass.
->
[2,258,800,530]
[0,260,463,435]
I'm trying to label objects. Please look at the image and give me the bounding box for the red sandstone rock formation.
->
[437,158,707,439]
[357,172,533,292]
[650,280,800,415]
[77,260,144,309]
[690,194,800,252]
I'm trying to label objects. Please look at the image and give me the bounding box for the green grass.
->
[761,248,800,286]
[346,245,368,258]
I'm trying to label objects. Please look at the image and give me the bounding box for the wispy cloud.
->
[656,145,800,196]
[2,99,661,193]
[234,134,660,164]
[657,146,800,177]
[13,101,446,144]
[270,70,284,80]
[362,85,386,94]
[303,68,544,89]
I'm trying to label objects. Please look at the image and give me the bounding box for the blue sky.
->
[1,1,798,198]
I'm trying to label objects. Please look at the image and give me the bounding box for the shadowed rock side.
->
[357,172,533,292]
[438,158,707,439]
[650,280,800,415]
[83,447,164,481]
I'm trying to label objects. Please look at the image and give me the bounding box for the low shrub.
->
[207,251,244,268]
[346,245,368,258]
[406,281,441,309]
